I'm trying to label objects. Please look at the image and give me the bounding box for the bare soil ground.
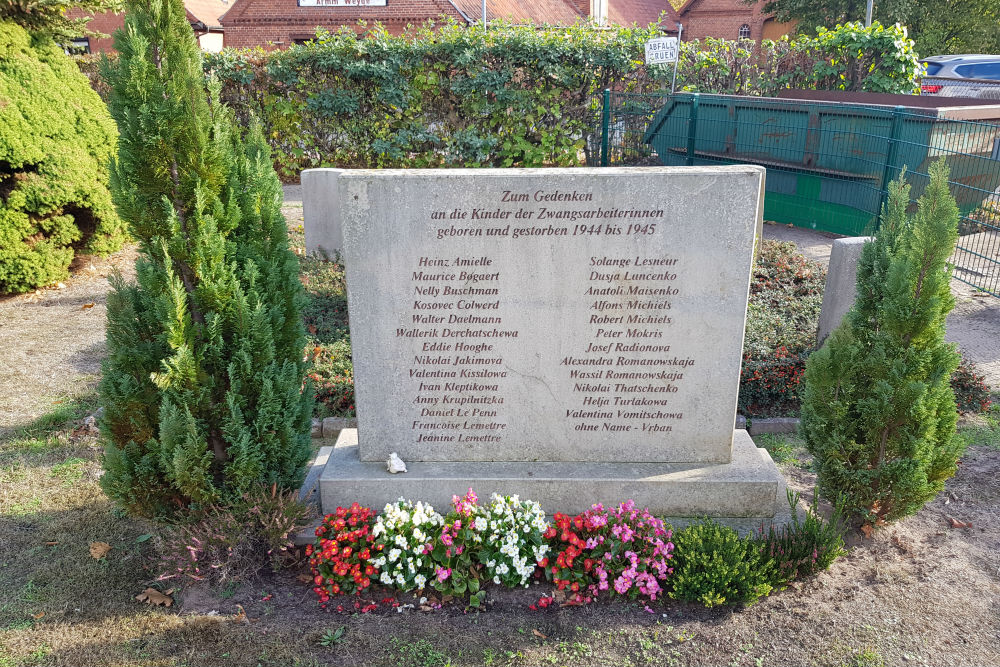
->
[0,203,998,667]
[1,419,998,667]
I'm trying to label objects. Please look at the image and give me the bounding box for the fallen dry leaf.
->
[81,302,95,310]
[135,588,173,607]
[296,573,313,584]
[89,541,112,559]
[44,541,58,547]
[232,604,249,623]
[859,523,874,539]
[532,629,547,640]
[552,589,567,604]
[419,605,434,612]
[948,517,972,529]
[32,612,44,619]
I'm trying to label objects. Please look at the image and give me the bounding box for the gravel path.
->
[764,222,1000,390]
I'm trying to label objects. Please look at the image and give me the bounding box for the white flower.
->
[380,572,393,585]
[474,517,487,531]
[395,534,407,547]
[389,548,401,562]
[414,574,427,589]
[396,573,406,586]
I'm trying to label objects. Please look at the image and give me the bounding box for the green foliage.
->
[753,0,1000,57]
[203,21,919,178]
[757,490,846,587]
[801,160,965,527]
[317,627,346,647]
[0,20,123,294]
[675,23,920,95]
[951,355,992,414]
[1,0,123,40]
[98,0,312,518]
[669,519,774,607]
[739,241,826,418]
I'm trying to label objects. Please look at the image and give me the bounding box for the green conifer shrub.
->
[800,160,965,526]
[98,0,312,518]
[0,20,123,294]
[669,519,775,607]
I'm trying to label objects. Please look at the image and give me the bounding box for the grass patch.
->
[960,401,1000,450]
[2,394,98,445]
[844,647,886,667]
[50,458,87,486]
[754,433,810,468]
[386,637,452,667]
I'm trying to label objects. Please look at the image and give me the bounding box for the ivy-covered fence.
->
[188,21,920,180]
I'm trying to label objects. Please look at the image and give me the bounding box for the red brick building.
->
[76,0,789,52]
[674,0,793,42]
[70,0,230,53]
[219,0,687,48]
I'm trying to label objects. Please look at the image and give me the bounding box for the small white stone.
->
[386,452,407,474]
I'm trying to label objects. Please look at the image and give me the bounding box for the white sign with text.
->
[644,37,679,64]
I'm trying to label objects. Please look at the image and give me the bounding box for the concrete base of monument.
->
[319,429,786,520]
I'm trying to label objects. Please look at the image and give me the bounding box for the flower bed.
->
[739,241,826,418]
[306,489,844,611]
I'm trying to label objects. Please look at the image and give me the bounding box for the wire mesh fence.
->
[591,90,1000,297]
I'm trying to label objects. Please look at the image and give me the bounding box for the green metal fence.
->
[592,90,1000,297]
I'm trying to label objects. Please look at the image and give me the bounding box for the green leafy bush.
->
[675,22,919,96]
[0,20,123,294]
[952,354,992,414]
[757,490,846,588]
[98,0,312,517]
[669,519,774,607]
[801,162,965,527]
[201,21,919,179]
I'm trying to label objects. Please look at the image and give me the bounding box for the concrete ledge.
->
[320,416,358,439]
[320,429,784,519]
[298,445,333,506]
[747,417,800,436]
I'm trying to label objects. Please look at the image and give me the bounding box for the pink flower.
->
[441,533,454,546]
[454,520,462,530]
[436,567,451,582]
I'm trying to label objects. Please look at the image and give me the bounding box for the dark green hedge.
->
[191,21,919,180]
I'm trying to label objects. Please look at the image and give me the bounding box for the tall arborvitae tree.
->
[98,0,312,517]
[800,160,964,527]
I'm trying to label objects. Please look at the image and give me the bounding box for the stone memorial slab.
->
[310,166,785,518]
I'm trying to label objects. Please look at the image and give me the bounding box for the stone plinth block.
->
[320,429,784,518]
[817,236,872,345]
[303,168,343,257]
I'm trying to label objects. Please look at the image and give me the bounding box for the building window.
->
[65,37,91,55]
[738,24,751,40]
